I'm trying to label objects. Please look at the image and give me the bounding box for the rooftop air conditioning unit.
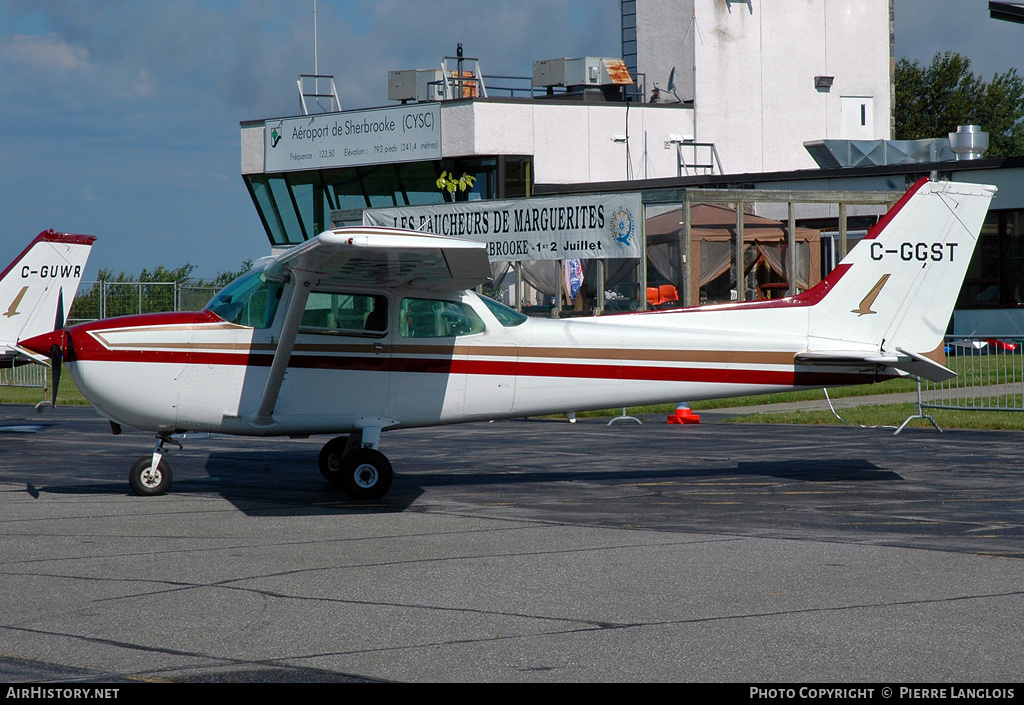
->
[533,58,633,88]
[388,69,444,103]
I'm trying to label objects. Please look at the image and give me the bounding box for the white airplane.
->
[21,179,995,499]
[2,231,94,394]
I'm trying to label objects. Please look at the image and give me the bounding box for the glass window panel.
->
[360,165,402,208]
[323,168,368,211]
[268,175,306,244]
[459,158,495,201]
[246,175,287,246]
[399,298,485,338]
[301,292,388,334]
[503,157,531,199]
[285,171,332,238]
[1003,211,1024,306]
[398,162,445,205]
[205,267,283,329]
[479,295,527,327]
[959,212,1000,307]
[287,175,315,240]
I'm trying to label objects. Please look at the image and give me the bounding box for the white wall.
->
[633,0,696,102]
[631,0,891,175]
[240,123,265,175]
[439,100,694,184]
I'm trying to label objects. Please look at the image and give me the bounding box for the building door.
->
[840,96,874,140]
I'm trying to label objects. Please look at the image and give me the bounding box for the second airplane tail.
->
[1,230,95,366]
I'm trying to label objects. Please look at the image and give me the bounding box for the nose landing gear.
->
[128,433,180,496]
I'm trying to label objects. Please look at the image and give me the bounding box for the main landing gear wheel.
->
[318,436,349,484]
[340,448,393,500]
[318,438,393,500]
[129,456,173,496]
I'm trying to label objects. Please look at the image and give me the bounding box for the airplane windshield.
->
[204,267,283,329]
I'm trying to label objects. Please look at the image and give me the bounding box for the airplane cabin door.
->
[275,289,392,430]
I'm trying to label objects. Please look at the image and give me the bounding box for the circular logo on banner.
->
[610,207,634,247]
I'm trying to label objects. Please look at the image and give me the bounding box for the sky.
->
[1,0,1020,283]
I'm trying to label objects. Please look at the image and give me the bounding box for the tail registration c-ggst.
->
[20,179,996,500]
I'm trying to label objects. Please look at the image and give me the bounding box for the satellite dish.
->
[661,67,681,103]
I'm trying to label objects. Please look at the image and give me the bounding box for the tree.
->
[895,51,1024,158]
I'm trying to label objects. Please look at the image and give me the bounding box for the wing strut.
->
[250,273,314,426]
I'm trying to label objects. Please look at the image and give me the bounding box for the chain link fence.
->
[67,282,218,325]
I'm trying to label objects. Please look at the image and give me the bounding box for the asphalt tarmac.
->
[1,404,1022,683]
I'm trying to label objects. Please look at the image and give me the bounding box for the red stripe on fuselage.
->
[65,343,880,388]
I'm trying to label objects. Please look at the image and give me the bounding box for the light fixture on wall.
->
[814,75,834,91]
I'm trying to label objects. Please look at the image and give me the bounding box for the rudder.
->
[1,230,95,362]
[804,179,995,356]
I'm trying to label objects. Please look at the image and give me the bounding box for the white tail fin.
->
[1,230,95,366]
[804,179,995,356]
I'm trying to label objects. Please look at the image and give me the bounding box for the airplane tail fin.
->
[800,179,995,371]
[1,231,95,367]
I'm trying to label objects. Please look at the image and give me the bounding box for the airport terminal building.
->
[240,0,1024,334]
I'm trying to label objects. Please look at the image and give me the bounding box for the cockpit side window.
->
[301,292,388,336]
[399,297,485,338]
[204,268,283,329]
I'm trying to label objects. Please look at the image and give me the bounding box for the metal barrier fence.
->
[68,282,218,325]
[0,363,46,389]
[922,335,1024,412]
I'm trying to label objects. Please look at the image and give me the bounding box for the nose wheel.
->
[128,433,179,496]
[318,436,393,500]
[129,456,173,496]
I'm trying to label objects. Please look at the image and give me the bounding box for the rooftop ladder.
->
[297,74,341,115]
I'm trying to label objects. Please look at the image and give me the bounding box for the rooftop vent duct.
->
[804,138,954,168]
[949,125,989,160]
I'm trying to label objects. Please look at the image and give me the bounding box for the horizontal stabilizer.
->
[795,348,955,382]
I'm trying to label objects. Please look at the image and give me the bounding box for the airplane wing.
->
[250,226,491,426]
[795,348,955,382]
[264,227,491,292]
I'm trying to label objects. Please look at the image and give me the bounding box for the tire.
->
[339,448,393,501]
[129,456,173,496]
[318,436,349,484]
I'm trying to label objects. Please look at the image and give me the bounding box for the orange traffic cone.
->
[667,402,700,424]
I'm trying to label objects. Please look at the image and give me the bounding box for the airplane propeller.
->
[38,290,67,411]
[48,342,63,409]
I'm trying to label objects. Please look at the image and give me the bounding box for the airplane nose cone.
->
[19,329,65,357]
